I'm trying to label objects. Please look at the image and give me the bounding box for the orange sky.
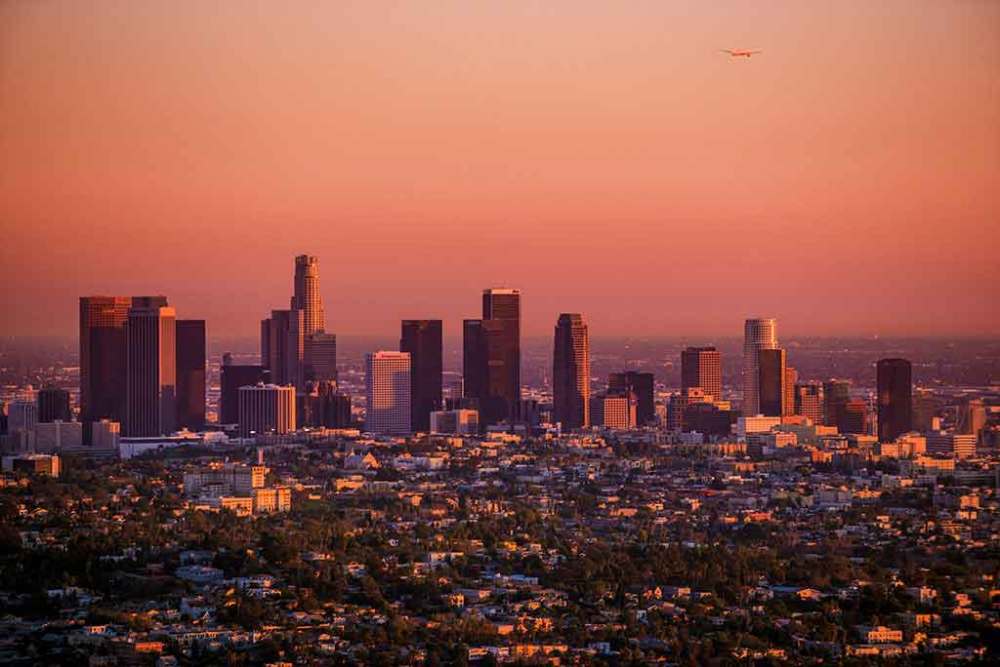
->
[1,1,998,339]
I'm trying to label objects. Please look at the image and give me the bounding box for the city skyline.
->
[2,1,998,339]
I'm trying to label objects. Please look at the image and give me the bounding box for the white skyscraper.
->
[742,318,778,416]
[365,351,411,435]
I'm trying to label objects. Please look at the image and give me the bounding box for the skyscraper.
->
[238,384,296,438]
[823,379,851,428]
[261,309,304,388]
[125,297,176,437]
[37,387,72,423]
[290,254,325,336]
[220,357,270,425]
[757,348,787,417]
[304,332,338,383]
[681,346,722,402]
[79,296,131,429]
[743,318,778,416]
[175,319,206,431]
[400,320,443,433]
[365,351,411,435]
[783,366,798,417]
[552,313,590,430]
[877,358,912,442]
[463,288,521,426]
[608,371,655,425]
[794,383,823,425]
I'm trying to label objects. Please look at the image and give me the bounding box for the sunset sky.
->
[2,1,998,339]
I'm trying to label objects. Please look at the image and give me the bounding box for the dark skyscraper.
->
[261,309,304,388]
[681,346,722,401]
[823,379,851,428]
[400,319,443,432]
[877,358,912,442]
[608,371,655,425]
[220,356,269,425]
[79,296,131,429]
[463,289,521,426]
[552,313,590,430]
[37,387,72,423]
[175,319,206,430]
[125,297,176,437]
[304,332,338,383]
[758,348,787,417]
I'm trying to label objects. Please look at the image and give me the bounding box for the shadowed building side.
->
[552,313,590,430]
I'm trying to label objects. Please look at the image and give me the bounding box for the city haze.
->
[2,1,998,338]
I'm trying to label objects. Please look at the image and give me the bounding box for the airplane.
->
[720,49,762,58]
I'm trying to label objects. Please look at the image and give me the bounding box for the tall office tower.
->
[400,320,443,432]
[794,383,823,425]
[261,309,304,388]
[783,366,798,417]
[552,314,590,430]
[238,384,296,438]
[365,351,411,435]
[79,296,131,429]
[175,320,206,431]
[125,298,176,437]
[681,346,722,402]
[290,254,325,336]
[37,387,71,423]
[757,348,787,417]
[823,380,851,427]
[220,358,269,425]
[304,332,338,383]
[607,371,655,425]
[463,288,521,426]
[877,358,912,442]
[841,399,869,435]
[742,318,778,416]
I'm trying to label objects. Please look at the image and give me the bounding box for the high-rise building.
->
[552,313,590,430]
[841,399,869,435]
[463,288,521,426]
[79,296,131,429]
[37,387,72,423]
[304,332,338,383]
[757,348,787,417]
[598,391,637,429]
[681,346,722,402]
[6,400,38,433]
[911,389,940,432]
[400,320,443,433]
[743,318,778,416]
[125,298,176,437]
[261,309,304,389]
[220,358,269,425]
[957,399,987,440]
[794,383,823,425]
[783,367,798,417]
[238,384,296,438]
[823,380,851,428]
[877,358,912,442]
[290,254,325,336]
[608,371,655,425]
[175,319,206,431]
[365,351,411,435]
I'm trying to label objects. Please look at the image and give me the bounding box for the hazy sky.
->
[2,1,998,339]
